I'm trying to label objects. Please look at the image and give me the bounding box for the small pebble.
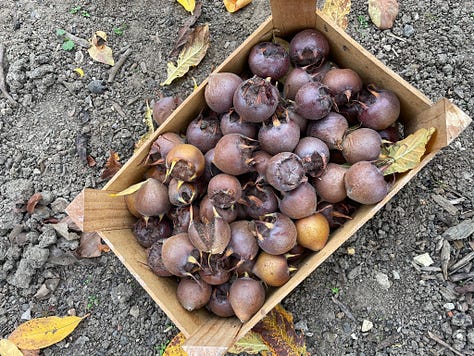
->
[375,272,391,289]
[392,270,401,280]
[87,80,107,94]
[361,319,373,332]
[443,302,455,311]
[413,253,434,267]
[129,305,140,318]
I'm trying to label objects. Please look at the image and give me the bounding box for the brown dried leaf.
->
[223,0,252,13]
[170,0,203,58]
[163,332,187,356]
[161,24,210,86]
[100,150,122,180]
[368,0,399,30]
[88,31,115,66]
[75,232,109,258]
[320,0,351,30]
[252,304,308,355]
[27,193,43,214]
[86,155,96,167]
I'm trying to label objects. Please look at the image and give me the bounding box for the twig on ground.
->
[331,296,357,322]
[108,47,132,83]
[64,32,90,48]
[427,331,466,356]
[0,44,18,107]
[111,101,126,118]
[386,32,407,42]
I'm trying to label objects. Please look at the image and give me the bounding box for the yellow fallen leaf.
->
[320,0,351,30]
[228,331,269,354]
[177,0,195,13]
[224,0,252,13]
[191,77,198,91]
[0,338,23,356]
[74,68,85,77]
[161,24,210,86]
[8,315,89,350]
[108,180,147,197]
[135,100,155,151]
[163,332,187,356]
[381,127,436,175]
[88,31,115,66]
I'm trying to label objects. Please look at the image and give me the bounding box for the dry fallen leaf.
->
[177,0,195,13]
[381,127,436,175]
[20,349,40,356]
[320,0,351,30]
[0,338,23,356]
[161,24,210,86]
[368,0,399,30]
[88,31,115,66]
[8,315,89,350]
[163,332,187,356]
[74,68,85,77]
[26,193,43,214]
[135,101,155,152]
[100,150,122,180]
[170,0,203,58]
[228,331,269,354]
[108,180,147,197]
[75,232,110,258]
[252,304,308,355]
[223,0,252,13]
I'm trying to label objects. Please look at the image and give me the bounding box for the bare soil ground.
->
[1,0,473,355]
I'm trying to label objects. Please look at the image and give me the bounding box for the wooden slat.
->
[404,98,472,151]
[182,317,242,356]
[65,188,136,232]
[270,0,317,35]
[99,229,212,338]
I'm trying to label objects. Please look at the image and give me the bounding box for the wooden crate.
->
[66,0,471,354]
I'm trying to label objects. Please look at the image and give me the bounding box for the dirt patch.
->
[1,0,473,355]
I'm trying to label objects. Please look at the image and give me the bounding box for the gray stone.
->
[21,308,31,320]
[24,246,50,269]
[375,272,391,289]
[39,227,57,248]
[50,198,69,214]
[51,222,69,240]
[361,319,373,332]
[467,330,474,345]
[348,265,362,280]
[1,179,33,202]
[413,253,434,267]
[7,260,34,288]
[403,24,415,37]
[451,313,473,327]
[392,270,401,280]
[110,283,134,305]
[443,302,455,311]
[129,305,140,318]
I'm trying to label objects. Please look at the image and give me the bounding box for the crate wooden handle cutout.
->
[66,0,471,354]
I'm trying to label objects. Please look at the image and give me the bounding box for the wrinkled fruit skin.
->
[147,241,173,277]
[233,77,279,123]
[132,216,173,248]
[295,82,332,121]
[265,152,306,192]
[248,42,290,80]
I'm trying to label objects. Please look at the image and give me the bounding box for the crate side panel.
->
[314,11,432,124]
[99,229,211,338]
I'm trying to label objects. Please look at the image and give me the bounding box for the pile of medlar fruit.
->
[126,28,401,322]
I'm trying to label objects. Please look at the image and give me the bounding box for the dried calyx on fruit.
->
[165,143,205,182]
[254,212,297,255]
[188,208,231,255]
[233,76,279,123]
[258,112,300,155]
[186,111,223,154]
[213,133,258,175]
[248,41,290,80]
[265,152,306,192]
